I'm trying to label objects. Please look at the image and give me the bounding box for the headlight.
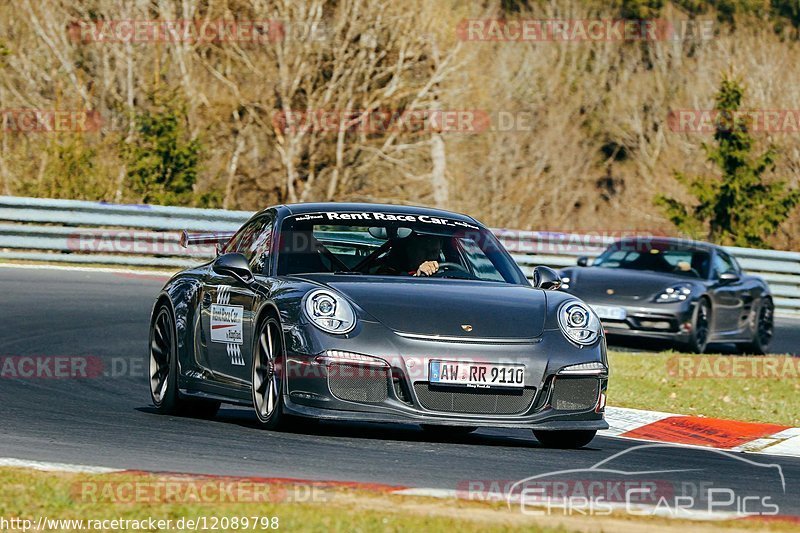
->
[558,361,607,375]
[303,289,356,334]
[558,300,601,345]
[654,284,692,303]
[560,276,571,290]
[316,350,388,367]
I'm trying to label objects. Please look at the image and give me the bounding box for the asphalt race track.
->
[1,266,798,515]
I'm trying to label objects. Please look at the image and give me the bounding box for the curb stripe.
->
[601,406,673,437]
[621,416,789,449]
[601,406,800,457]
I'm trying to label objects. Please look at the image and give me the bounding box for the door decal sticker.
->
[210,285,245,366]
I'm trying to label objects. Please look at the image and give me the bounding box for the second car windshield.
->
[275,213,527,284]
[593,243,711,279]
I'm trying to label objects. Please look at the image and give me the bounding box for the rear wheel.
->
[533,430,596,449]
[420,425,477,438]
[149,304,219,417]
[680,298,711,354]
[252,316,285,430]
[738,298,774,355]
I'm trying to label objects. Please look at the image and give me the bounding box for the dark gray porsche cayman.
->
[149,203,608,449]
[559,237,774,354]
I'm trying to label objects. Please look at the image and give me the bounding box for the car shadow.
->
[136,405,605,451]
[208,407,610,450]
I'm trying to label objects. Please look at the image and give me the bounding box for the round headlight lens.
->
[314,295,336,317]
[566,306,589,328]
[304,289,356,334]
[558,301,601,346]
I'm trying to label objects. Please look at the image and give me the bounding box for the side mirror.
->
[577,256,589,267]
[213,253,255,284]
[718,272,740,284]
[532,266,562,290]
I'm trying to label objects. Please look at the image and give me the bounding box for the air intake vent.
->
[413,383,535,414]
[327,363,389,403]
[551,377,600,411]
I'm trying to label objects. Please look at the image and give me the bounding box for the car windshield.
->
[276,212,527,284]
[593,241,711,278]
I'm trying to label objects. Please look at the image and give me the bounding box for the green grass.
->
[608,350,800,426]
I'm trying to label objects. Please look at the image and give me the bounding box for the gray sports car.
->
[559,237,774,354]
[149,203,608,449]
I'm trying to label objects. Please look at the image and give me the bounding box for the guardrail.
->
[1,195,798,315]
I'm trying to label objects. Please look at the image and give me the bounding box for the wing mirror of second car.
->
[213,253,255,285]
[718,272,740,284]
[532,266,562,290]
[577,256,589,267]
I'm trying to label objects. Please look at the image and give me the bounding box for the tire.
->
[738,298,774,355]
[252,316,286,430]
[149,304,220,418]
[420,425,478,437]
[679,298,711,354]
[533,429,596,449]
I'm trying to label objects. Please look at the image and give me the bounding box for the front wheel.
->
[252,316,285,430]
[738,298,774,355]
[679,298,711,354]
[533,430,596,449]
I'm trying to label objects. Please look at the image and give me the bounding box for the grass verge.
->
[607,350,800,426]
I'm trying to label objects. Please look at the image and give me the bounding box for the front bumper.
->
[579,298,696,342]
[281,322,608,430]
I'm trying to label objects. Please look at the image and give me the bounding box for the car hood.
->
[295,275,546,338]
[561,267,703,301]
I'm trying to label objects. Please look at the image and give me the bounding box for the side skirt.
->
[180,379,252,406]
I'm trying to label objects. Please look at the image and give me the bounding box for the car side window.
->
[248,220,274,275]
[712,251,737,278]
[222,216,274,274]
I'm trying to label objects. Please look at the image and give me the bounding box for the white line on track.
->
[0,457,122,474]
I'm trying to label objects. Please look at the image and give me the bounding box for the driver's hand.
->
[414,261,439,276]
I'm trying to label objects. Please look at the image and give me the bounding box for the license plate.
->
[591,304,627,321]
[429,360,524,389]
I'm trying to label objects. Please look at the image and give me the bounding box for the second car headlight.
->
[558,300,601,345]
[303,289,356,334]
[654,283,692,303]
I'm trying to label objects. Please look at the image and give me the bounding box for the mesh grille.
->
[551,377,600,411]
[328,363,389,403]
[413,383,535,414]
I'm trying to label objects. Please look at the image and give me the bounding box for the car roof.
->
[277,202,481,225]
[612,236,717,252]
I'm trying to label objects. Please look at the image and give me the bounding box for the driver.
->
[380,234,443,276]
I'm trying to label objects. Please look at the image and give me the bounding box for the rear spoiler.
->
[180,230,236,249]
